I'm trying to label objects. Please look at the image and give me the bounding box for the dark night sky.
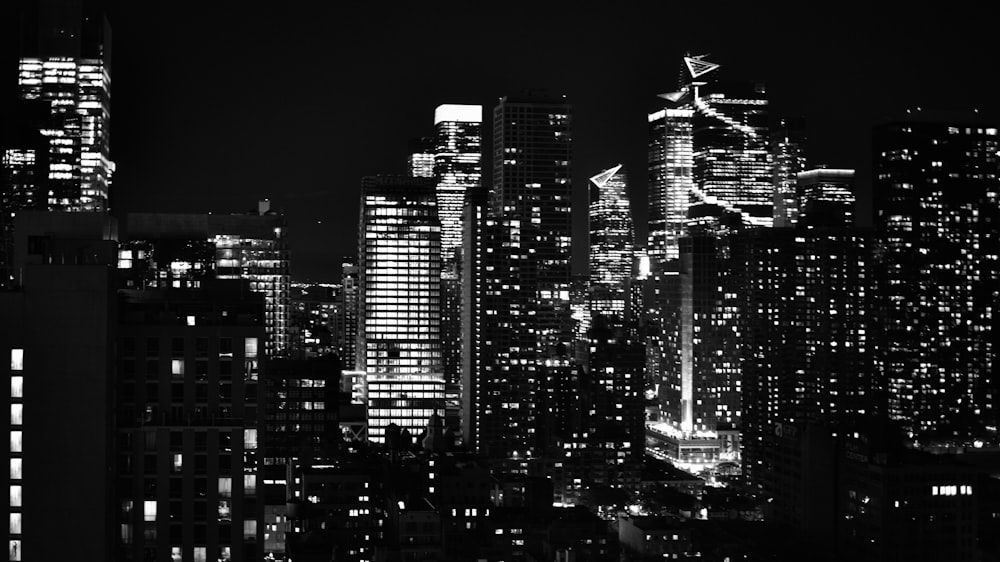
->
[78,4,1000,279]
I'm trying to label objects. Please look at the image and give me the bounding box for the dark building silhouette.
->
[1,226,116,561]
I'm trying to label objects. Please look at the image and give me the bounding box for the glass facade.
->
[357,176,444,443]
[588,165,634,321]
[17,57,113,212]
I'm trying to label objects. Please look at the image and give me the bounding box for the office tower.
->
[796,168,855,228]
[407,137,435,179]
[647,55,770,264]
[120,202,291,358]
[115,281,266,562]
[737,227,877,536]
[588,164,634,321]
[771,117,808,227]
[262,356,340,465]
[340,258,359,369]
[9,0,113,213]
[357,176,444,443]
[1,213,117,561]
[472,93,573,459]
[430,104,483,264]
[874,116,999,446]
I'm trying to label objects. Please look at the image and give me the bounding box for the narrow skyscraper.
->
[771,117,808,227]
[588,165,634,321]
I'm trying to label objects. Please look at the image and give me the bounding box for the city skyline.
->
[4,3,997,280]
[3,3,1000,561]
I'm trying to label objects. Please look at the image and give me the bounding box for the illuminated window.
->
[186,316,196,327]
[218,477,232,498]
[171,360,184,376]
[172,453,183,472]
[170,547,182,562]
[8,539,20,561]
[10,377,21,398]
[193,546,206,562]
[244,338,258,359]
[10,405,21,426]
[243,520,257,540]
[244,475,256,495]
[9,514,21,535]
[143,500,157,522]
[10,350,23,371]
[9,459,21,480]
[9,432,21,453]
[9,486,20,507]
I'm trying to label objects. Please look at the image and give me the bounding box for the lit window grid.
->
[18,57,111,212]
[8,349,24,558]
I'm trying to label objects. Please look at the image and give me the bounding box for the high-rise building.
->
[737,227,877,533]
[647,55,770,264]
[771,117,808,227]
[874,116,999,446]
[432,104,483,266]
[115,281,266,562]
[1,214,117,561]
[796,168,855,228]
[119,202,291,358]
[357,176,444,443]
[10,0,113,213]
[339,257,359,369]
[588,164,634,321]
[470,93,573,459]
[1,1,113,280]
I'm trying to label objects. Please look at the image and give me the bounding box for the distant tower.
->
[407,136,435,178]
[647,54,771,264]
[357,176,445,443]
[588,164,634,322]
[796,167,855,227]
[771,117,808,227]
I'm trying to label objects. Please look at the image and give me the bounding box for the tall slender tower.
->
[357,176,445,443]
[771,117,808,227]
[433,104,483,266]
[874,116,999,446]
[588,164,634,321]
[473,93,573,459]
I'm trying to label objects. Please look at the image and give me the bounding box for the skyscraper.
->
[471,93,573,459]
[647,55,771,264]
[588,164,634,322]
[874,116,999,446]
[771,117,808,227]
[357,176,444,443]
[432,104,483,266]
[11,0,113,212]
[1,1,113,280]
